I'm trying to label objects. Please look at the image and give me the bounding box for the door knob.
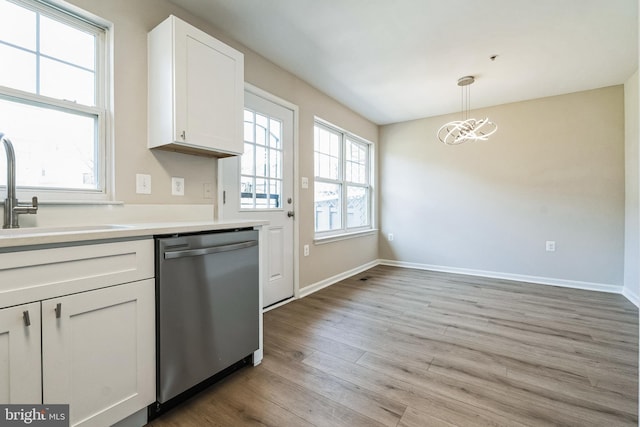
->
[287,211,294,218]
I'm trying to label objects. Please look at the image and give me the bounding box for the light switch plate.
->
[301,177,309,189]
[203,183,213,199]
[136,174,151,194]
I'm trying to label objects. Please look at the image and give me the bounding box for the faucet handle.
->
[27,196,38,214]
[15,196,38,214]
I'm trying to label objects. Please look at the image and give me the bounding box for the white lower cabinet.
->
[42,279,155,427]
[0,280,154,426]
[0,302,41,404]
[0,239,156,427]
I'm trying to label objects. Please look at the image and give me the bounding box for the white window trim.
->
[0,0,114,204]
[314,118,375,239]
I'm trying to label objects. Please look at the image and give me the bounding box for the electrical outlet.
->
[171,177,185,196]
[136,174,151,194]
[388,233,394,241]
[545,240,556,252]
[301,177,309,189]
[303,244,310,256]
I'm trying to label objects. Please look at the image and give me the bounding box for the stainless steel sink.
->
[0,224,132,237]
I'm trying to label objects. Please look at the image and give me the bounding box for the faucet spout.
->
[2,133,38,229]
[2,134,17,203]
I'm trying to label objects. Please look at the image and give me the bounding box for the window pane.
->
[240,175,254,209]
[270,148,282,179]
[40,15,95,70]
[255,113,268,146]
[255,144,267,177]
[40,57,95,105]
[346,139,367,184]
[0,98,98,190]
[0,0,36,50]
[315,150,339,180]
[314,182,342,232]
[255,178,267,208]
[269,118,281,148]
[241,142,254,175]
[347,186,368,228]
[244,110,255,143]
[269,179,281,208]
[0,44,36,92]
[314,125,341,180]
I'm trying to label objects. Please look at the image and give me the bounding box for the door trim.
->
[217,82,300,301]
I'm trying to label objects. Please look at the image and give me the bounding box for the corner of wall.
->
[623,69,639,306]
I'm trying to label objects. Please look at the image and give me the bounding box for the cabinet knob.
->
[55,303,62,318]
[180,130,186,140]
[23,310,31,327]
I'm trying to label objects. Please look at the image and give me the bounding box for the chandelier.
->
[437,76,497,145]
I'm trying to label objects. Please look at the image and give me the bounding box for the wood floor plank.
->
[149,265,638,426]
[262,342,406,426]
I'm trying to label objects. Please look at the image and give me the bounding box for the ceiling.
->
[168,0,638,125]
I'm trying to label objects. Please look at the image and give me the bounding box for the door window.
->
[240,109,283,209]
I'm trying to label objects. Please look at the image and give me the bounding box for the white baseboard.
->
[292,259,637,308]
[298,260,380,298]
[622,286,640,308]
[378,259,624,295]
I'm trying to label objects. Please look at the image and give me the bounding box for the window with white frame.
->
[0,0,108,199]
[314,120,372,237]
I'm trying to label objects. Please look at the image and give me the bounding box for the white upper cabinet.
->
[148,15,244,157]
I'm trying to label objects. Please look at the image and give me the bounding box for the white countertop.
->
[0,220,268,249]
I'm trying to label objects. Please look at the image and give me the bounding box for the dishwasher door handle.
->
[164,240,258,259]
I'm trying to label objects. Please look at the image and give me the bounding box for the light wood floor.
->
[149,265,638,426]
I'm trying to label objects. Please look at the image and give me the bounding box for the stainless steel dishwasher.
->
[151,229,259,416]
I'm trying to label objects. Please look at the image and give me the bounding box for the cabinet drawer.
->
[0,239,154,309]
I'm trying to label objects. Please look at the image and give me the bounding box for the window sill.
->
[314,228,378,245]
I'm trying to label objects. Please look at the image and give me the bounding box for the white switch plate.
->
[545,241,556,252]
[301,177,309,189]
[303,244,309,256]
[171,177,185,196]
[203,183,213,199]
[136,174,151,194]
[388,233,394,241]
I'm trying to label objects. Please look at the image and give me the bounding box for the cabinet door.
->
[42,280,155,427]
[174,16,244,155]
[0,302,41,404]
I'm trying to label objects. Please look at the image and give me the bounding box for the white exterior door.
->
[220,88,295,308]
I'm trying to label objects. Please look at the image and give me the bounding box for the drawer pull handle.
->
[55,303,62,318]
[23,311,31,327]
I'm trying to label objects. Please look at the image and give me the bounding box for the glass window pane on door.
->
[241,109,283,210]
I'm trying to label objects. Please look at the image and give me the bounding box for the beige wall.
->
[624,70,639,302]
[61,0,379,289]
[379,86,625,287]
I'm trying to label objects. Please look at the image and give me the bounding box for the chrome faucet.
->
[1,133,38,228]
